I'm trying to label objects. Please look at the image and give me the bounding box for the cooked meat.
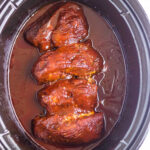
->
[28,2,104,146]
[52,2,89,47]
[32,112,104,146]
[32,41,103,84]
[24,2,88,51]
[24,2,64,51]
[38,79,97,114]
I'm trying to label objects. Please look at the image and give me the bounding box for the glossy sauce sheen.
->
[10,2,126,150]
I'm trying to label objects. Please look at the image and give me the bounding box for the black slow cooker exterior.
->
[0,0,150,150]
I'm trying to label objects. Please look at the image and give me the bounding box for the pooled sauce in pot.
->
[9,2,126,150]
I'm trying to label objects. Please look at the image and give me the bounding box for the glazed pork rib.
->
[24,2,63,51]
[32,40,103,84]
[52,2,89,47]
[32,112,103,146]
[38,79,98,114]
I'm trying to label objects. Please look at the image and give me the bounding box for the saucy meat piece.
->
[24,3,64,51]
[32,112,104,146]
[52,2,89,47]
[24,2,88,51]
[38,79,97,114]
[32,41,103,84]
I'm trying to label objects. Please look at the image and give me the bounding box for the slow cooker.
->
[0,0,150,149]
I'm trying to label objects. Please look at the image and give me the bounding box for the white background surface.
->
[138,0,150,19]
[138,0,150,150]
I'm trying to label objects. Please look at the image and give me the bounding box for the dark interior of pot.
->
[0,0,149,150]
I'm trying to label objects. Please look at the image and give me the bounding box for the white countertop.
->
[138,0,150,150]
[138,0,150,19]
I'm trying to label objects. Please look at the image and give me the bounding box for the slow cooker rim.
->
[123,0,150,149]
